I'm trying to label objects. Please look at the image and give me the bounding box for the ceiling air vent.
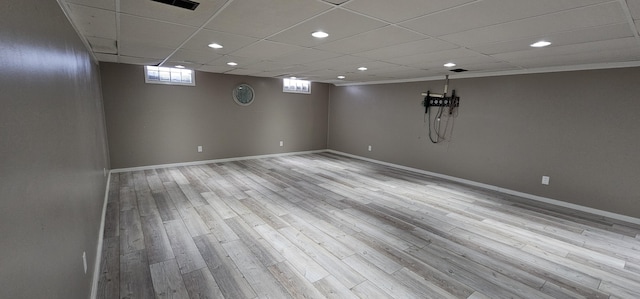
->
[151,0,200,11]
[450,68,468,73]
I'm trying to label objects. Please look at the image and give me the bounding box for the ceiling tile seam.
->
[158,0,236,67]
[394,0,484,25]
[432,1,626,39]
[617,0,640,47]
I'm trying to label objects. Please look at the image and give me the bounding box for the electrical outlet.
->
[541,176,550,185]
[82,251,87,274]
[368,145,372,152]
[197,145,203,153]
[279,141,284,147]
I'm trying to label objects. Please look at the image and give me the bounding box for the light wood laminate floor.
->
[98,153,640,299]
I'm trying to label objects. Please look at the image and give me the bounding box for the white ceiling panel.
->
[400,0,611,37]
[65,0,114,10]
[204,0,332,38]
[354,39,459,61]
[120,0,227,27]
[180,29,258,54]
[168,49,222,65]
[65,3,116,39]
[86,36,117,54]
[118,41,175,59]
[94,53,118,62]
[60,0,640,84]
[267,9,387,47]
[230,40,304,60]
[119,14,197,48]
[315,25,426,54]
[344,0,476,23]
[270,48,343,65]
[469,23,633,55]
[117,56,163,66]
[440,2,627,46]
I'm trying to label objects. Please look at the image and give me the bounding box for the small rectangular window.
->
[145,66,195,86]
[283,78,311,94]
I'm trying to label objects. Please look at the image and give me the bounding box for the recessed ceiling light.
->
[311,31,329,38]
[175,65,185,69]
[227,62,238,66]
[357,67,367,71]
[208,43,223,49]
[444,62,456,68]
[337,75,345,79]
[290,76,297,79]
[530,41,551,48]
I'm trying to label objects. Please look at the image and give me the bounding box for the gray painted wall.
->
[101,63,329,169]
[328,68,640,218]
[0,1,110,298]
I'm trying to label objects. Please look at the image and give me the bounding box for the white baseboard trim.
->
[110,149,327,173]
[90,171,111,299]
[326,150,640,226]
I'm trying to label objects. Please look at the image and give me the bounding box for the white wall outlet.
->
[368,145,372,151]
[197,145,203,153]
[82,251,87,274]
[541,176,550,185]
[279,141,284,147]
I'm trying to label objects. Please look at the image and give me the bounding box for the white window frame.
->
[144,66,195,86]
[283,78,311,94]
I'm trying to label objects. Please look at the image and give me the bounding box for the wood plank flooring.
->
[98,153,640,299]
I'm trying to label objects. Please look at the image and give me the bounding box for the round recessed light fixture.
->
[290,76,297,79]
[175,65,185,69]
[357,67,368,71]
[208,43,223,49]
[530,41,551,48]
[311,31,329,38]
[337,75,346,79]
[444,62,456,68]
[227,62,238,66]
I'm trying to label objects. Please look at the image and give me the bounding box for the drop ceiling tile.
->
[469,23,634,55]
[205,0,332,38]
[321,0,349,5]
[225,68,262,76]
[118,41,174,59]
[180,29,258,54]
[267,9,387,47]
[343,0,476,23]
[229,40,304,60]
[510,48,640,69]
[270,48,343,65]
[400,0,612,37]
[86,36,117,54]
[119,14,197,48]
[164,61,202,69]
[207,55,262,67]
[118,56,163,66]
[302,55,373,70]
[65,0,114,10]
[328,60,401,73]
[439,2,627,46]
[197,64,236,73]
[354,38,458,60]
[492,37,640,61]
[120,0,227,27]
[169,49,222,65]
[66,3,116,38]
[315,25,426,54]
[94,53,118,62]
[383,48,488,68]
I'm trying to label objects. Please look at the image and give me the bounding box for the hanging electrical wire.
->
[421,75,460,144]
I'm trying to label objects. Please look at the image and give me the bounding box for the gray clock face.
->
[232,84,255,106]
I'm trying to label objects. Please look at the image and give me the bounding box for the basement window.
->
[145,66,195,86]
[283,78,311,94]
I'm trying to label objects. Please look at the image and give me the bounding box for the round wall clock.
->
[232,83,255,106]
